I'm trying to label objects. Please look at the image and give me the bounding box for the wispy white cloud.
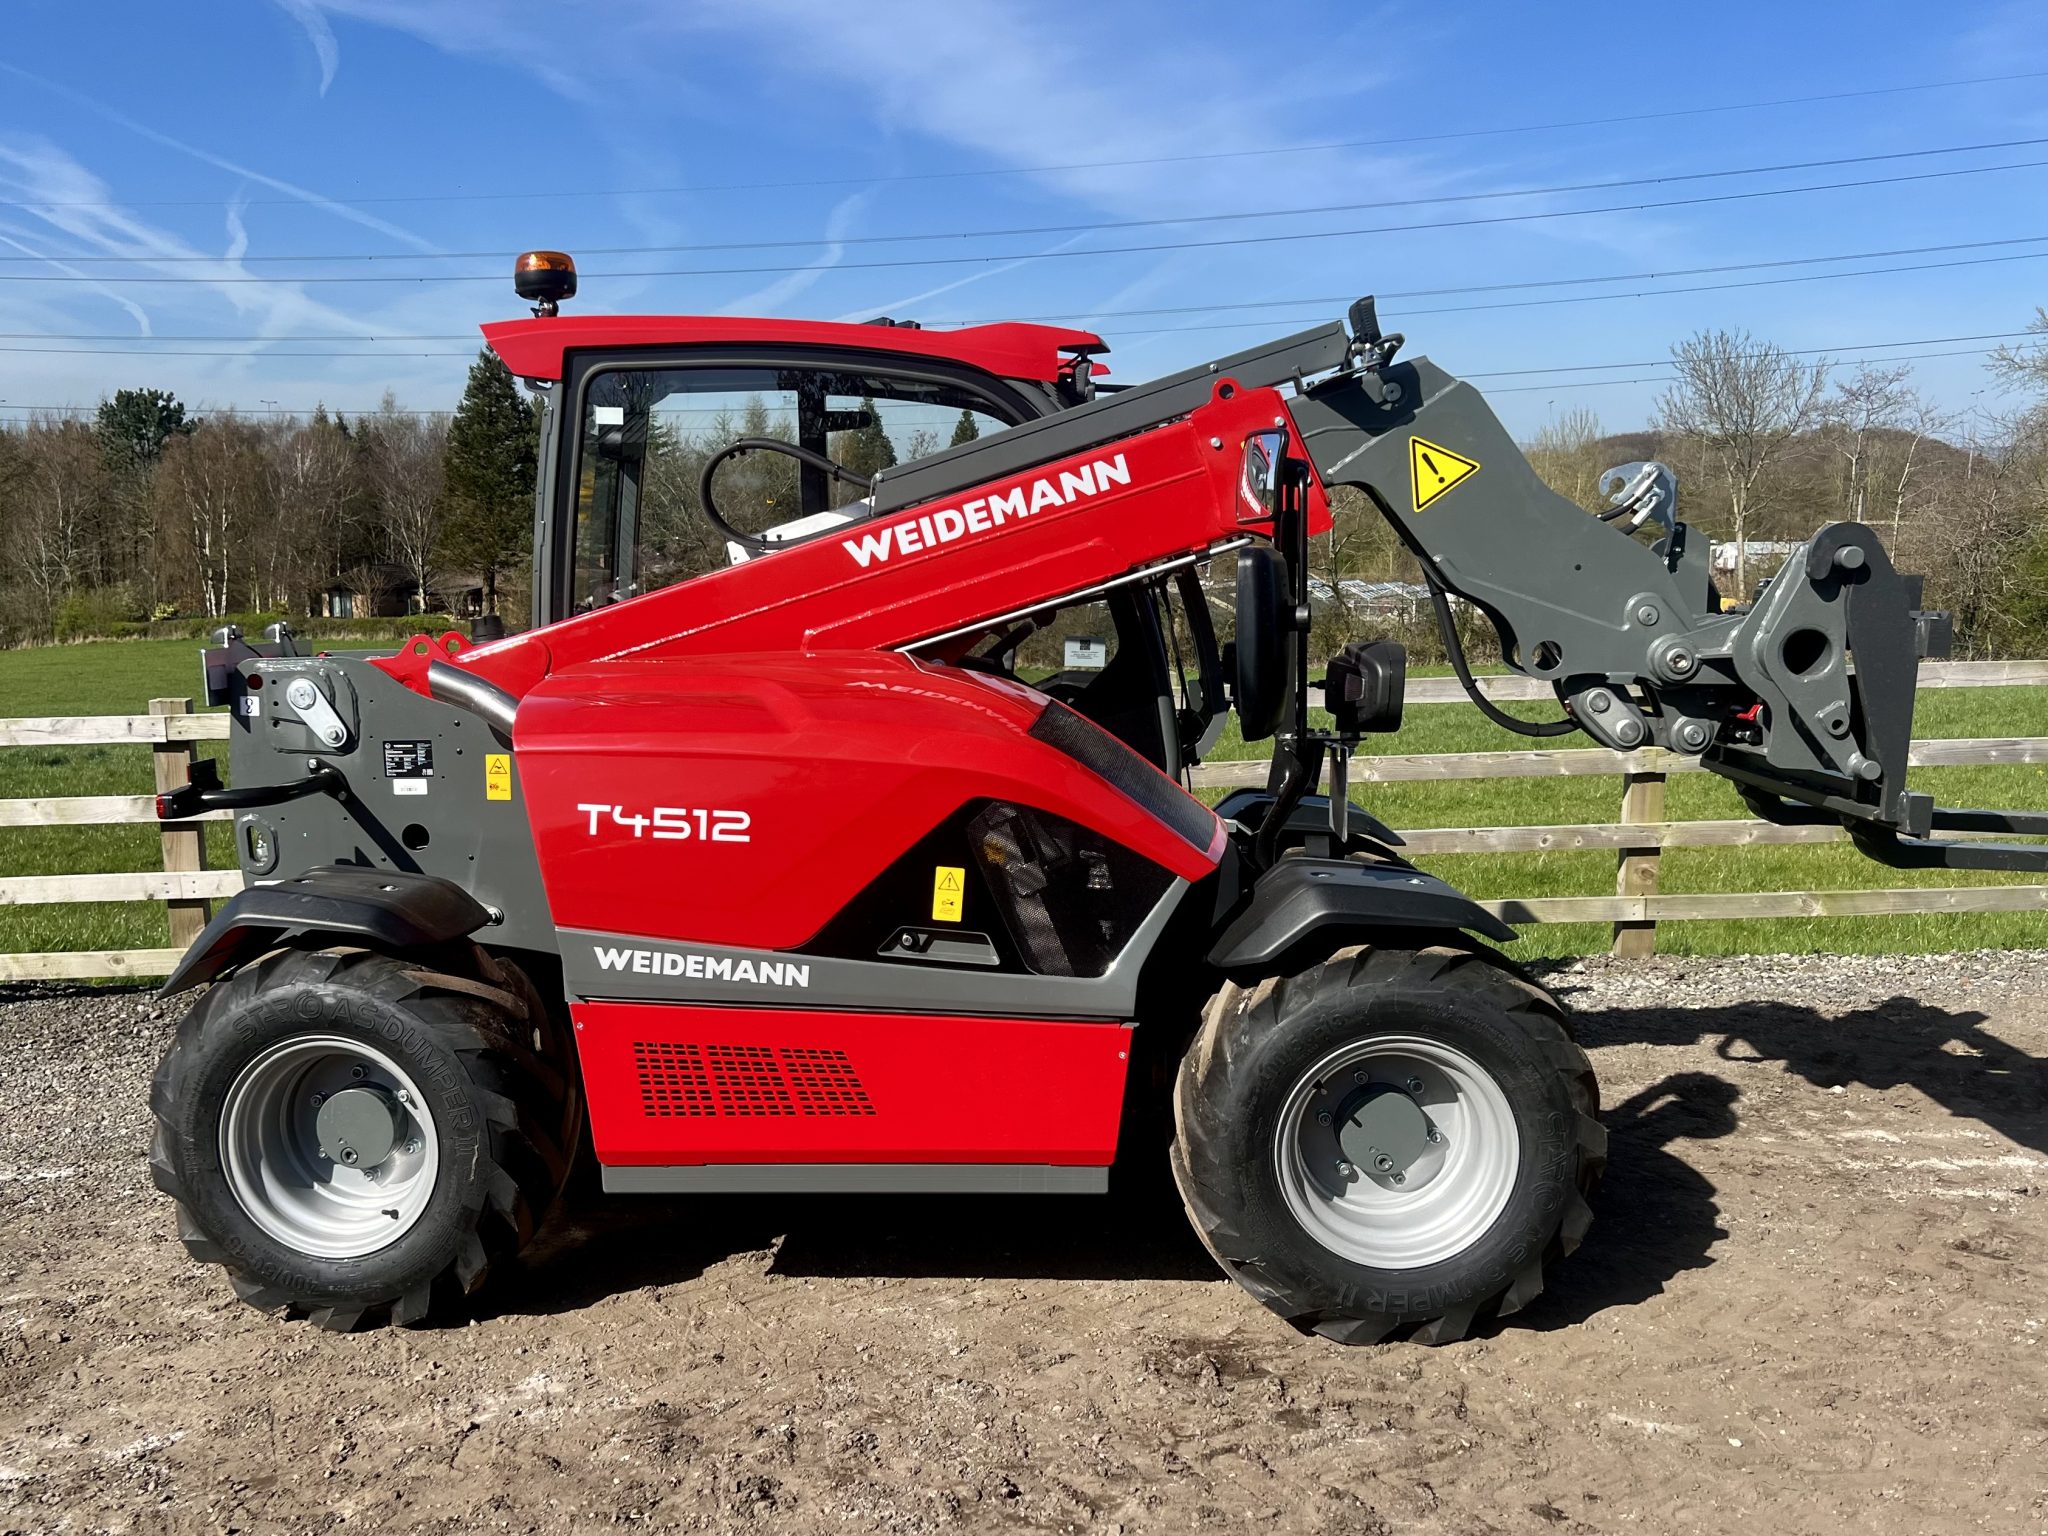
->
[0,134,380,339]
[271,0,340,95]
[716,192,870,316]
[832,232,1094,325]
[0,61,438,253]
[0,227,153,334]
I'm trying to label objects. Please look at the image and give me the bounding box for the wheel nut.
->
[350,1064,367,1080]
[1372,1154,1394,1173]
[310,1091,326,1107]
[1426,1128,1443,1144]
[1336,1161,1355,1177]
[1353,1070,1368,1084]
[403,1138,421,1156]
[1405,1076,1424,1095]
[1391,1172,1405,1185]
[339,1146,359,1165]
[1316,1111,1332,1127]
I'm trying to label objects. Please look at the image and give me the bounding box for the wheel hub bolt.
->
[1391,1172,1405,1185]
[339,1145,359,1165]
[1336,1161,1355,1177]
[1426,1127,1443,1144]
[1405,1076,1424,1095]
[310,1092,326,1107]
[1353,1070,1368,1084]
[351,1064,367,1080]
[1316,1111,1333,1127]
[1372,1153,1395,1173]
[403,1138,421,1156]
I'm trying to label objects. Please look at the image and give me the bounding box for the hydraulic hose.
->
[1423,574,1581,740]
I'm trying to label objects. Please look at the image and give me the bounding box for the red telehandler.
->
[147,252,2042,1344]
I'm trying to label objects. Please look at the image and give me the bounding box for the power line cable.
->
[0,342,2021,419]
[9,234,2048,344]
[8,67,2044,211]
[13,136,2047,265]
[8,158,2048,284]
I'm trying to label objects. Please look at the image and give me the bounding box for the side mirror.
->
[1233,546,1295,742]
[1324,640,1406,735]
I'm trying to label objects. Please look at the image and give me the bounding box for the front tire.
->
[1172,945,1603,1345]
[149,944,575,1330]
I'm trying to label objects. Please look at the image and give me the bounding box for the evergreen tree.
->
[949,408,981,447]
[95,388,194,473]
[441,350,538,615]
[839,396,898,482]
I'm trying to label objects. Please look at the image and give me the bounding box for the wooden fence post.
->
[150,698,211,951]
[1611,763,1667,958]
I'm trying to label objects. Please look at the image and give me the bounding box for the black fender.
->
[1206,855,1516,970]
[1211,788,1405,849]
[159,865,493,997]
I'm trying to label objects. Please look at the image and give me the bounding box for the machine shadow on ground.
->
[1560,991,2048,1158]
[493,1069,1739,1334]
[492,990,2043,1335]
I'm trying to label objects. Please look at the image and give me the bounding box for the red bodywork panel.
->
[574,1003,1131,1166]
[372,332,1319,1175]
[482,314,1105,385]
[513,651,1219,949]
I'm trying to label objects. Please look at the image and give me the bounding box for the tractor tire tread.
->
[1171,943,1603,1348]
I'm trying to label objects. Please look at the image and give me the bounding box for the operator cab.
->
[493,251,1229,778]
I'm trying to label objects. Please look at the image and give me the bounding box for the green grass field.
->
[2,638,2045,962]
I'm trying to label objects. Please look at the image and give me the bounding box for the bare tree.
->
[1828,364,1914,524]
[1917,408,2047,655]
[1525,406,1607,510]
[16,418,107,620]
[360,396,448,613]
[1988,307,2048,394]
[1656,329,1830,598]
[260,415,357,612]
[155,415,267,617]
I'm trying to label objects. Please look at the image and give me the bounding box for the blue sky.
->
[1,0,2045,436]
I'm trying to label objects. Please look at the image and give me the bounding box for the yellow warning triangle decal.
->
[936,870,961,891]
[1409,436,1481,511]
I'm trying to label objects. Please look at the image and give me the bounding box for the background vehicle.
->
[145,256,2043,1342]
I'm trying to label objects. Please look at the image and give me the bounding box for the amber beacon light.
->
[514,250,578,316]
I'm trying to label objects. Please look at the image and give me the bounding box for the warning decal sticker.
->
[1409,436,1481,511]
[931,866,965,923]
[485,753,513,802]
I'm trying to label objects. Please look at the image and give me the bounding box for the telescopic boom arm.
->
[1273,298,2048,873]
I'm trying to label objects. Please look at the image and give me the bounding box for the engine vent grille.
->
[633,1042,876,1118]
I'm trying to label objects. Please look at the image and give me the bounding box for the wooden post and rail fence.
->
[2,660,2045,983]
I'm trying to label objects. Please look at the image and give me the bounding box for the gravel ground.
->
[4,950,2048,1534]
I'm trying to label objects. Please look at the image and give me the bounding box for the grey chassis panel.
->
[870,323,1350,515]
[603,1163,1107,1195]
[222,653,557,954]
[560,879,1188,1017]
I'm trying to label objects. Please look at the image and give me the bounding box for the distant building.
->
[1710,540,1802,575]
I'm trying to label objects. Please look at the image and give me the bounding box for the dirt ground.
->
[4,950,2047,1535]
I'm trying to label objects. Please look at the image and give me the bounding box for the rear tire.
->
[149,943,576,1331]
[1171,945,1603,1345]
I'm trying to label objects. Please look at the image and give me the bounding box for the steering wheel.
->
[698,437,873,552]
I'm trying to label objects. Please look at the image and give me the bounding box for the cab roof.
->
[481,314,1108,385]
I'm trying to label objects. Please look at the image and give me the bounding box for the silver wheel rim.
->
[219,1035,440,1260]
[1273,1034,1520,1270]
